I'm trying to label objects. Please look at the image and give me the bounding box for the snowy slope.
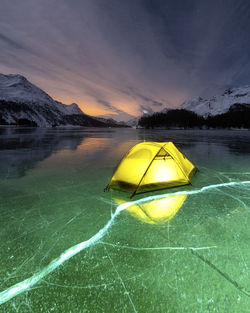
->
[126,117,140,126]
[0,74,128,127]
[95,117,129,127]
[181,86,250,116]
[0,73,84,115]
[65,103,84,115]
[0,74,86,126]
[0,74,54,104]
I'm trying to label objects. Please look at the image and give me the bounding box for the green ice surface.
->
[0,127,249,312]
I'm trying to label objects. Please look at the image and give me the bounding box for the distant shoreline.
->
[0,124,249,131]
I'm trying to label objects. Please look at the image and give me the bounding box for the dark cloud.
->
[125,86,164,107]
[96,99,135,121]
[97,99,124,114]
[0,33,25,50]
[118,86,164,110]
[151,101,163,107]
[1,0,250,120]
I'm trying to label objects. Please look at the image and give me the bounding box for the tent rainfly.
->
[105,142,196,198]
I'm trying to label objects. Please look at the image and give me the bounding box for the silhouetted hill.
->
[138,106,250,129]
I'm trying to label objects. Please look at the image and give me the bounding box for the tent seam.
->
[130,146,163,198]
[163,144,191,183]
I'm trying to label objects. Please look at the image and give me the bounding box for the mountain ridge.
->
[0,74,127,127]
[181,85,250,116]
[138,85,250,129]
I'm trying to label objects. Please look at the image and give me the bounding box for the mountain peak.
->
[0,73,27,80]
[67,103,84,115]
[0,74,30,89]
[0,73,84,126]
[0,73,55,106]
[181,85,250,116]
[0,73,125,128]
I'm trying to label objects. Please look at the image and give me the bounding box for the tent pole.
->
[130,147,162,198]
[104,145,136,193]
[104,185,110,192]
[164,146,191,183]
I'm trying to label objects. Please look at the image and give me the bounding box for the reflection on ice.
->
[113,194,187,225]
[1,180,250,305]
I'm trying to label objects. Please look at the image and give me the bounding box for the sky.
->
[1,0,250,121]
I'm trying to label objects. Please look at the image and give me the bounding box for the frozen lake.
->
[0,127,249,312]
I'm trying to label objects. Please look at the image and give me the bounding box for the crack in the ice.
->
[42,271,144,290]
[104,246,138,313]
[155,221,250,298]
[190,249,250,297]
[0,180,250,305]
[100,242,217,251]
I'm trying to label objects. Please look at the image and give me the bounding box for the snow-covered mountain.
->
[0,74,84,114]
[126,116,140,127]
[181,86,250,116]
[0,74,86,126]
[0,74,125,127]
[65,103,84,115]
[95,117,129,127]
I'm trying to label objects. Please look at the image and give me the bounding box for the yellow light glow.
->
[108,142,196,196]
[113,194,187,225]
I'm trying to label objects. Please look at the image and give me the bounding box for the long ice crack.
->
[0,180,250,305]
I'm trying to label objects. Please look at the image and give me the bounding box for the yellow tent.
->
[106,142,196,197]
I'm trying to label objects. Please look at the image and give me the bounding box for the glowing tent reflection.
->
[113,193,187,225]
